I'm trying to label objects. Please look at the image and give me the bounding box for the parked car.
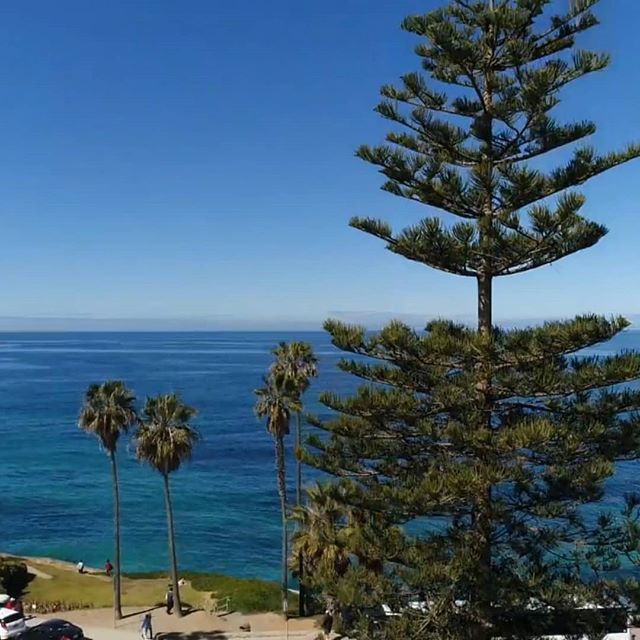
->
[21,619,84,640]
[0,607,26,640]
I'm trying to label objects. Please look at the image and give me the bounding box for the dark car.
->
[22,619,84,640]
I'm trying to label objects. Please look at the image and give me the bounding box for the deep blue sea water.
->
[1,330,640,582]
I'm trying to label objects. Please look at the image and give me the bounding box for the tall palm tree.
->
[135,393,198,619]
[255,374,300,618]
[270,342,317,616]
[79,380,136,621]
[270,342,318,506]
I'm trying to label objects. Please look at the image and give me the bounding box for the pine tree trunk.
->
[295,411,305,617]
[109,451,123,621]
[475,34,496,639]
[163,472,183,618]
[476,267,494,640]
[274,435,289,617]
[477,270,492,337]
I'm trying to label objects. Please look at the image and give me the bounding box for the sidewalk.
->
[29,607,319,640]
[80,625,317,640]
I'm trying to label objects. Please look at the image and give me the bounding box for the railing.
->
[202,593,231,616]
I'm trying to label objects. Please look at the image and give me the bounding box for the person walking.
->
[165,586,174,615]
[321,598,335,639]
[105,559,114,577]
[140,613,153,639]
[76,560,85,574]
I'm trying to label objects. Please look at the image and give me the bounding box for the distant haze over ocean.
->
[0,312,638,332]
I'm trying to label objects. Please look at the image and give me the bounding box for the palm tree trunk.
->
[109,451,123,621]
[163,472,183,618]
[295,411,305,617]
[295,411,302,510]
[274,436,289,617]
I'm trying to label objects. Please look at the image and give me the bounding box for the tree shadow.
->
[121,603,200,621]
[0,563,37,598]
[155,633,228,640]
[121,605,162,620]
[178,604,202,618]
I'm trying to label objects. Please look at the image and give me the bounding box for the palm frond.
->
[78,380,137,453]
[270,341,318,396]
[135,393,198,475]
[254,374,300,438]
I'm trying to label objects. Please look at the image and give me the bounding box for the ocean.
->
[1,330,640,582]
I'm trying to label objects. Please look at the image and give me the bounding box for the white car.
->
[0,608,26,639]
[0,595,27,639]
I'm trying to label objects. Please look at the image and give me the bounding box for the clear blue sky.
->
[0,0,638,329]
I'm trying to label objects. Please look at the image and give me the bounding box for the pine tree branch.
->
[532,1,600,46]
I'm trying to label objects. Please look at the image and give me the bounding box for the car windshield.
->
[1,612,23,623]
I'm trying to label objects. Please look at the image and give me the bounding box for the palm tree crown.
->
[254,375,301,439]
[270,341,318,398]
[79,380,137,452]
[290,484,351,582]
[136,394,198,474]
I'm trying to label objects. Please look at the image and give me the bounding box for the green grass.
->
[21,563,200,609]
[6,558,285,613]
[127,571,290,614]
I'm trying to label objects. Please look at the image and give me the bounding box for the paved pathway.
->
[79,626,317,640]
[28,617,318,640]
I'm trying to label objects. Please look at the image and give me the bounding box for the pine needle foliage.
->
[302,2,640,639]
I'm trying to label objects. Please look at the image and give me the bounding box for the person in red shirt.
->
[104,559,114,577]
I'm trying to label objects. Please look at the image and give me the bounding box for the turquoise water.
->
[1,330,639,581]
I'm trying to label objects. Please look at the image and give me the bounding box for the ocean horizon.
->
[2,329,640,582]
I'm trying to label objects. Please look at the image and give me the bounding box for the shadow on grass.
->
[155,633,228,640]
[0,563,37,598]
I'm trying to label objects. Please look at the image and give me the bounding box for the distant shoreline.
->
[0,551,291,586]
[0,552,102,575]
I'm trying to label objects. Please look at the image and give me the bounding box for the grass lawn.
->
[6,558,285,613]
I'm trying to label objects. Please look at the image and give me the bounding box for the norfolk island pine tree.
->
[301,2,640,639]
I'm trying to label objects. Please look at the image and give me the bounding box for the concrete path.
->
[79,626,317,640]
[27,615,318,640]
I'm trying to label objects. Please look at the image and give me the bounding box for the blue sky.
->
[0,0,638,330]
